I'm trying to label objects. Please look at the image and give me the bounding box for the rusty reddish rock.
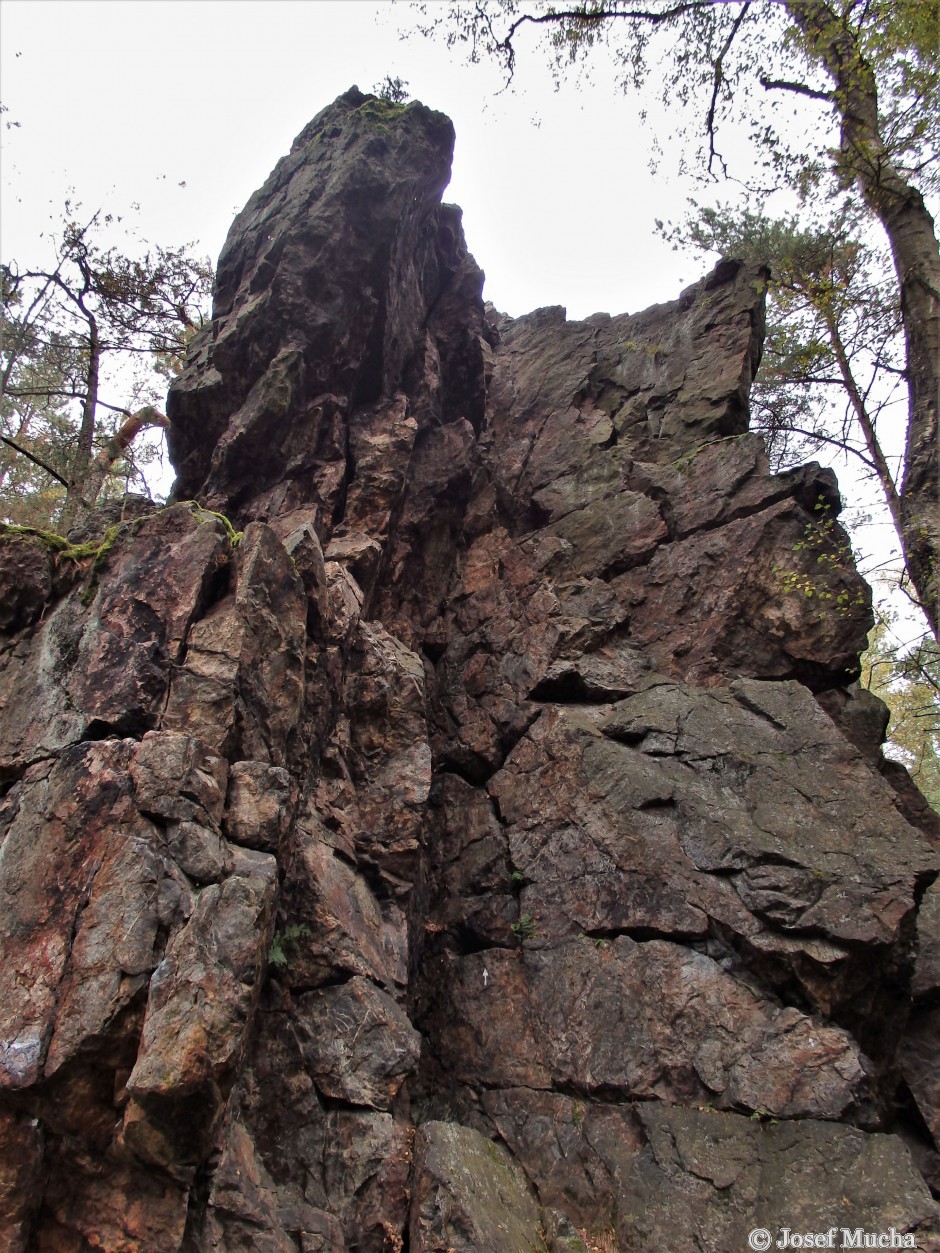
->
[0,88,937,1250]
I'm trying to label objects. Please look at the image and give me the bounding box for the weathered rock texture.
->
[2,87,939,1251]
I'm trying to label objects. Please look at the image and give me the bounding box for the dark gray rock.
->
[409,1120,544,1253]
[617,1106,939,1251]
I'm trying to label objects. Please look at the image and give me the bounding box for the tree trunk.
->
[820,304,906,546]
[77,406,169,513]
[60,305,100,532]
[789,0,939,637]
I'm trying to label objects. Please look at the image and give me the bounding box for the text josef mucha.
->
[748,1227,919,1250]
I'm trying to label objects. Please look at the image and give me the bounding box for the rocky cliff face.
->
[2,87,939,1252]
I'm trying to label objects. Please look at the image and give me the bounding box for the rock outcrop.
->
[2,87,939,1251]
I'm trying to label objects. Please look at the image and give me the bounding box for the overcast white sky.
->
[0,0,708,320]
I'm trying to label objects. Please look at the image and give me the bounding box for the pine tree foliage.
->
[1,208,211,530]
[862,620,940,812]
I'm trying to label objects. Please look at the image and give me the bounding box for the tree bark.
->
[60,300,100,531]
[788,0,939,637]
[77,406,169,513]
[820,304,906,547]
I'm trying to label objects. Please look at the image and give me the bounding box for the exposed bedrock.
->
[1,87,938,1250]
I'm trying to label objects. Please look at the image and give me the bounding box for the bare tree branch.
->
[0,434,71,487]
[706,2,752,177]
[752,421,877,473]
[490,0,749,81]
[759,75,832,101]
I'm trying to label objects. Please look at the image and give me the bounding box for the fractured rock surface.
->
[1,87,938,1250]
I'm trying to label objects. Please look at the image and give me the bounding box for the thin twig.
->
[706,2,751,177]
